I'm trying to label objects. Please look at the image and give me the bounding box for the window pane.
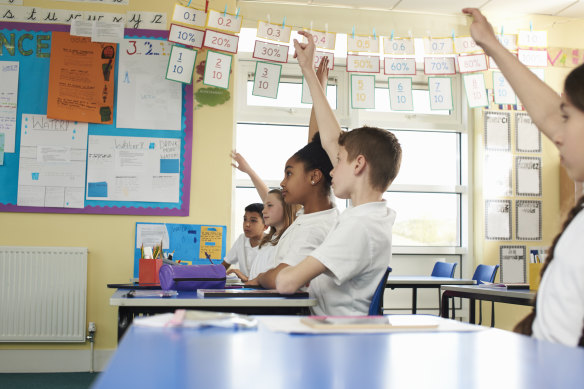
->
[236,123,308,181]
[366,89,449,115]
[247,81,337,109]
[233,187,265,239]
[390,130,459,186]
[383,192,459,246]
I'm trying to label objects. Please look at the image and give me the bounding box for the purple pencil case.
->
[159,264,226,291]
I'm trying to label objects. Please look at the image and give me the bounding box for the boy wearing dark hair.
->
[222,203,267,281]
[276,32,402,316]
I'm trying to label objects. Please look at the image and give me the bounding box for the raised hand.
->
[293,30,316,72]
[231,150,252,174]
[462,8,498,52]
[316,56,329,90]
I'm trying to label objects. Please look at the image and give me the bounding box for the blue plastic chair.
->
[471,264,499,327]
[368,267,392,315]
[431,262,457,278]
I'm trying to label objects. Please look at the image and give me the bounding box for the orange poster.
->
[47,32,116,124]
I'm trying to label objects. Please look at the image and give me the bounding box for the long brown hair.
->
[259,189,301,248]
[514,195,584,346]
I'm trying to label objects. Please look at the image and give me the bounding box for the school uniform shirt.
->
[533,210,584,346]
[223,234,259,277]
[276,208,340,267]
[248,243,277,280]
[308,201,396,316]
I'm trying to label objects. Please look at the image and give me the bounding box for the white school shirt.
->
[276,208,339,267]
[532,210,584,346]
[248,243,277,280]
[223,234,259,277]
[308,201,396,316]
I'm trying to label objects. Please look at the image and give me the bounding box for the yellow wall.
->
[0,0,235,351]
[2,1,583,353]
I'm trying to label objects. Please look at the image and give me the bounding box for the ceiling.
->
[237,0,584,17]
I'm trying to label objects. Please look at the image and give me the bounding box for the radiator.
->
[0,246,88,342]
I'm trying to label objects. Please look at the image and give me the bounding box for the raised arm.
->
[294,31,342,166]
[463,8,563,141]
[231,150,269,202]
[275,256,326,294]
[307,56,330,143]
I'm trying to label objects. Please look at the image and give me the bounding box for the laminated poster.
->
[485,200,512,240]
[516,200,542,241]
[499,245,527,283]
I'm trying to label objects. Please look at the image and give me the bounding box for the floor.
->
[0,372,99,389]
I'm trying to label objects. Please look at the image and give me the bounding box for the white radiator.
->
[0,246,88,342]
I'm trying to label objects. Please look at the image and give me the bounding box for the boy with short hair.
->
[222,203,267,281]
[275,31,402,316]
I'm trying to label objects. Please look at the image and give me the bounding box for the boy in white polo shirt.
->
[221,203,267,282]
[275,31,402,316]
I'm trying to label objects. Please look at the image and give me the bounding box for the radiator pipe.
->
[87,322,96,373]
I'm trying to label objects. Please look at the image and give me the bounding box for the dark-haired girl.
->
[465,8,584,347]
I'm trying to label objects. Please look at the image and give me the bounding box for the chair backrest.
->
[472,264,499,284]
[368,266,392,316]
[431,261,457,278]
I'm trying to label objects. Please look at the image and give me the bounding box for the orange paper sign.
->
[47,32,116,124]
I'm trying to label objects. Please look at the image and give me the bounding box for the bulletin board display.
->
[0,22,193,216]
[134,222,227,279]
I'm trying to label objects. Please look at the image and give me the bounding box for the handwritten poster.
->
[485,200,512,240]
[515,112,541,152]
[516,156,542,196]
[0,61,19,152]
[117,39,182,131]
[499,245,527,283]
[516,200,542,240]
[17,114,88,208]
[484,111,511,151]
[199,226,224,260]
[47,32,115,124]
[86,135,181,203]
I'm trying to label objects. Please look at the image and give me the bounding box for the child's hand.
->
[231,150,252,174]
[227,268,248,282]
[244,277,260,286]
[462,8,498,50]
[316,56,329,90]
[293,31,316,72]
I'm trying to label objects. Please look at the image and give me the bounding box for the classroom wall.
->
[0,0,236,361]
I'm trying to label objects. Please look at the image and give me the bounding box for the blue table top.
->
[93,316,584,389]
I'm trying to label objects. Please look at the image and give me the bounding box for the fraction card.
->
[252,61,282,99]
[388,77,413,111]
[463,73,488,108]
[493,71,517,105]
[350,74,375,109]
[166,45,197,84]
[428,77,453,110]
[203,50,232,89]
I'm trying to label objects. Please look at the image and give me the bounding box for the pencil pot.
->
[139,258,163,285]
[159,264,226,291]
[529,263,544,291]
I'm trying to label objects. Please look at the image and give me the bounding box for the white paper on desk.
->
[259,315,484,334]
[117,39,181,131]
[485,200,511,240]
[484,111,511,151]
[17,114,88,208]
[136,223,169,249]
[500,245,526,283]
[0,61,19,153]
[516,156,542,196]
[516,200,542,240]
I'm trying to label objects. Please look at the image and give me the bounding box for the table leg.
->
[440,293,450,318]
[412,288,417,314]
[118,307,132,342]
[469,298,476,324]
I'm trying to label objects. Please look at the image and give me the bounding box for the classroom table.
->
[440,285,536,325]
[386,276,476,314]
[92,316,584,389]
[110,289,316,341]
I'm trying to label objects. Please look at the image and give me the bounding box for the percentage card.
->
[347,34,380,53]
[518,30,547,48]
[166,45,197,84]
[203,50,232,89]
[457,54,488,73]
[497,34,518,51]
[172,4,206,28]
[257,21,291,43]
[347,54,380,73]
[384,57,415,75]
[350,74,375,109]
[253,40,289,63]
[206,9,242,33]
[424,57,456,75]
[203,29,239,54]
[424,37,454,55]
[314,51,334,69]
[168,24,204,49]
[463,73,488,108]
[428,77,453,110]
[388,77,413,111]
[493,71,517,105]
[517,49,547,67]
[253,61,282,99]
[382,37,414,55]
[305,29,336,50]
[454,36,483,54]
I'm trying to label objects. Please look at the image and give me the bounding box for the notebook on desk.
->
[197,288,309,298]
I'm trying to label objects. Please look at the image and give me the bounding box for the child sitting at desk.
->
[275,31,402,316]
[464,8,584,347]
[221,203,267,282]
